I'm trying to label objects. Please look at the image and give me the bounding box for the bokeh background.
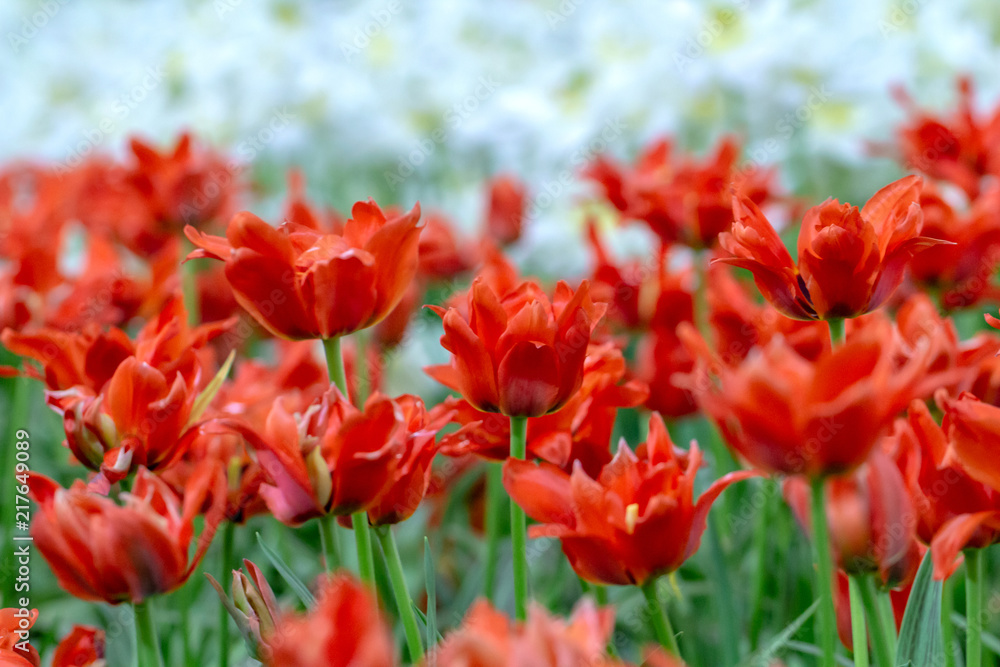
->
[4,0,1000,663]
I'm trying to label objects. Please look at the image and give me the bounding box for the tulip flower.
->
[483,174,527,246]
[0,609,39,667]
[438,341,648,477]
[717,175,945,322]
[586,135,781,248]
[27,465,225,603]
[889,399,1000,579]
[504,413,756,587]
[427,598,625,667]
[679,317,927,478]
[263,574,395,667]
[894,76,1000,199]
[184,198,422,340]
[426,278,604,418]
[52,626,105,667]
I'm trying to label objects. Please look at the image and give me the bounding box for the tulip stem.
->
[352,511,376,587]
[966,548,984,667]
[318,514,340,573]
[827,318,845,346]
[133,599,165,667]
[808,477,837,667]
[483,462,505,602]
[219,520,234,667]
[858,575,893,667]
[322,336,350,401]
[182,239,200,326]
[509,415,530,621]
[848,575,869,667]
[943,575,956,667]
[640,579,680,656]
[374,524,424,663]
[877,589,897,662]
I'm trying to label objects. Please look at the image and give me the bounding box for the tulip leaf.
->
[255,532,315,608]
[739,599,819,667]
[896,550,944,667]
[187,349,236,427]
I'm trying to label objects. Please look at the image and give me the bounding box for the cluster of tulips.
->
[3,76,1000,666]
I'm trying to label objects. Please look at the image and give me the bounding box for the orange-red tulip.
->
[785,450,920,586]
[27,465,225,604]
[504,414,757,585]
[483,175,527,246]
[0,609,39,667]
[185,199,421,340]
[426,278,604,418]
[437,341,647,476]
[426,598,625,667]
[263,574,394,667]
[718,175,945,320]
[228,389,446,525]
[52,626,105,667]
[890,398,1000,579]
[680,318,927,477]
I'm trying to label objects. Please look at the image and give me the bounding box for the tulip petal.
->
[503,458,574,526]
[498,341,561,417]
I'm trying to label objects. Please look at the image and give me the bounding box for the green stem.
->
[594,584,608,606]
[352,511,376,587]
[966,548,984,667]
[1,374,28,607]
[218,521,234,667]
[182,239,201,326]
[943,574,956,667]
[318,514,341,573]
[509,415,529,621]
[483,462,505,602]
[374,525,424,663]
[353,331,371,406]
[322,336,350,401]
[640,579,680,656]
[848,576,869,667]
[876,589,897,663]
[827,318,845,347]
[809,477,837,667]
[134,599,165,667]
[859,575,892,667]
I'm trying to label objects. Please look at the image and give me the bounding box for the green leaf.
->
[187,350,236,427]
[896,550,944,666]
[740,599,820,666]
[255,531,315,607]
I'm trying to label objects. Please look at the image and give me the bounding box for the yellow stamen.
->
[625,503,639,535]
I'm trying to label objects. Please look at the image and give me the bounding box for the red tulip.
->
[586,135,781,248]
[785,450,920,586]
[426,598,624,667]
[680,317,927,477]
[890,398,1000,579]
[718,175,946,320]
[0,609,39,667]
[504,414,757,585]
[52,626,105,667]
[894,77,1000,199]
[437,341,646,476]
[263,574,395,667]
[27,464,224,603]
[185,198,422,340]
[228,389,446,525]
[483,175,527,246]
[426,278,604,418]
